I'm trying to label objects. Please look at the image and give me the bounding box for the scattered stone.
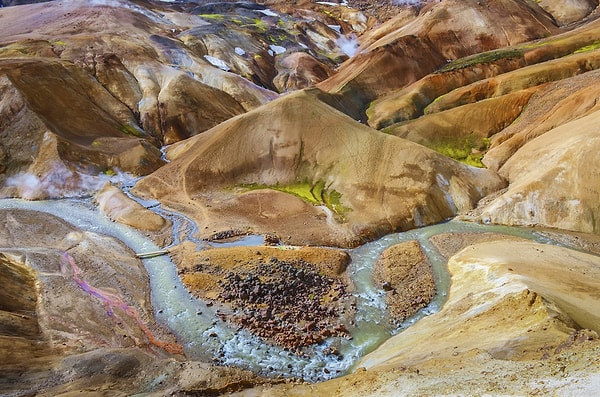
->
[217,258,353,351]
[178,245,354,353]
[264,233,281,245]
[210,229,247,241]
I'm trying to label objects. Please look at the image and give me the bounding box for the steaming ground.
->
[6,166,136,199]
[336,35,360,56]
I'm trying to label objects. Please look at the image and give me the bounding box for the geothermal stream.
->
[0,196,573,382]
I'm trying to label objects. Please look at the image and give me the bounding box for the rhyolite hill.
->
[2,0,600,395]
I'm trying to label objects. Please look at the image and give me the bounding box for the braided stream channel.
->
[0,197,575,382]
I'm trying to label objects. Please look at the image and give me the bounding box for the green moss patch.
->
[428,136,491,168]
[251,18,269,32]
[120,124,144,138]
[573,41,600,54]
[240,180,350,221]
[0,43,33,56]
[436,48,524,73]
[198,13,224,21]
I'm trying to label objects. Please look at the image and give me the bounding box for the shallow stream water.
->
[0,197,571,382]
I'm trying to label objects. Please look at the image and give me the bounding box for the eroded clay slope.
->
[132,89,504,247]
[318,0,560,114]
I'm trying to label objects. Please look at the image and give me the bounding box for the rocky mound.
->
[176,245,353,354]
[94,183,171,237]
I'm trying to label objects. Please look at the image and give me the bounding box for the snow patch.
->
[317,1,349,6]
[269,45,286,55]
[258,9,279,17]
[204,55,230,71]
[436,173,450,188]
[436,173,458,213]
[88,0,124,6]
[88,0,171,25]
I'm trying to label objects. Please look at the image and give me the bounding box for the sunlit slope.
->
[133,89,504,247]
